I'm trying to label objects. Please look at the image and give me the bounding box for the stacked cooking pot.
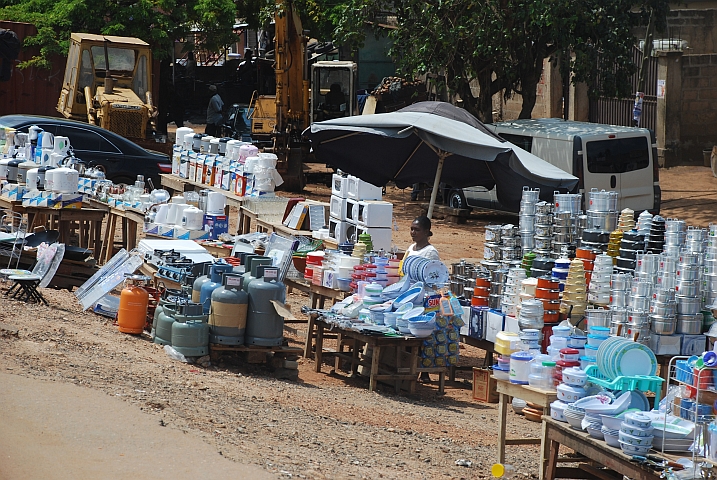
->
[615,231,645,274]
[581,229,610,255]
[587,254,613,307]
[502,267,527,317]
[489,267,509,310]
[533,201,554,258]
[586,188,619,232]
[663,219,687,258]
[449,260,479,299]
[636,210,653,238]
[530,257,556,279]
[482,224,522,269]
[518,298,544,331]
[535,276,561,324]
[650,287,677,336]
[553,192,582,258]
[675,252,703,334]
[482,225,503,270]
[519,187,540,253]
[645,215,666,253]
[626,307,650,345]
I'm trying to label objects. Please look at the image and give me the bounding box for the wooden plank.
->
[579,464,624,480]
[505,438,541,446]
[495,379,558,407]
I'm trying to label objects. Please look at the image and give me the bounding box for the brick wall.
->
[666,10,717,55]
[680,54,717,159]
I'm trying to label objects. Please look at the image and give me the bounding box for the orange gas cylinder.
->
[118,274,151,334]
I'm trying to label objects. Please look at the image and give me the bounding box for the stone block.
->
[683,90,698,100]
[700,89,717,100]
[683,67,701,78]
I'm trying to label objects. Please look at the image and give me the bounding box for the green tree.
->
[333,0,669,122]
[0,0,237,69]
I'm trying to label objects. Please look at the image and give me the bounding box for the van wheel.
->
[448,190,468,210]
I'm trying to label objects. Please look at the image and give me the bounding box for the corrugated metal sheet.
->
[0,21,64,118]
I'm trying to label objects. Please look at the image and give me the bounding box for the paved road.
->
[0,373,273,480]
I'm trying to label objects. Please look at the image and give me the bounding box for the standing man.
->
[205,85,224,136]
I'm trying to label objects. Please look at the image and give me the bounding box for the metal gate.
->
[589,46,657,131]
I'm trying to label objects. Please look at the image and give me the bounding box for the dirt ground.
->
[0,165,715,479]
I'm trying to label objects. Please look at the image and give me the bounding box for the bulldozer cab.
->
[57,33,153,139]
[310,61,356,123]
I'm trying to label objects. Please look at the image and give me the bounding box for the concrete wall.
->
[665,9,717,55]
[492,57,563,122]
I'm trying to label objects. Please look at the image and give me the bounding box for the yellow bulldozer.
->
[57,33,159,149]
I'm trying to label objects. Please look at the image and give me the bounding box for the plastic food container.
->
[552,325,571,337]
[562,367,588,387]
[493,364,510,381]
[551,400,568,422]
[579,356,597,370]
[567,335,588,348]
[336,277,351,292]
[559,348,581,362]
[509,351,534,384]
[550,335,568,349]
[623,412,652,429]
[586,334,608,347]
[557,383,587,403]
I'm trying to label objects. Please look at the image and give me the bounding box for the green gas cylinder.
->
[171,302,210,357]
[245,265,285,346]
[209,273,249,345]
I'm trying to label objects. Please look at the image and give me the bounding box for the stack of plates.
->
[584,412,605,439]
[596,336,657,379]
[402,256,449,285]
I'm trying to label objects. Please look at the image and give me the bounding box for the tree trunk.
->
[476,69,494,123]
[518,82,537,119]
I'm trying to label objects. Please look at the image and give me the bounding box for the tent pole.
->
[427,153,447,219]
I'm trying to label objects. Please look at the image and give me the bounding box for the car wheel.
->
[448,190,468,209]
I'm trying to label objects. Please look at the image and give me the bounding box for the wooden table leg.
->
[545,438,559,480]
[94,220,103,257]
[350,338,360,376]
[408,345,418,394]
[369,345,381,392]
[314,322,324,373]
[395,345,402,393]
[540,419,550,480]
[318,295,326,309]
[310,292,318,309]
[334,332,344,372]
[127,219,138,250]
[303,314,316,359]
[497,392,508,464]
[438,371,445,395]
[121,217,129,249]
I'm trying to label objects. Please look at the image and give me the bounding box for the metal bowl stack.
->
[663,218,687,258]
[615,231,645,275]
[500,224,522,266]
[519,187,540,254]
[533,201,554,258]
[626,307,651,345]
[645,215,665,253]
[482,224,503,270]
[552,212,575,259]
[489,267,509,310]
[530,256,555,279]
[675,251,703,334]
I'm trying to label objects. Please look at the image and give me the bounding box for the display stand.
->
[24,206,106,257]
[494,378,558,479]
[544,417,663,480]
[100,206,144,264]
[308,316,428,394]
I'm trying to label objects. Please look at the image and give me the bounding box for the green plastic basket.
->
[584,365,665,405]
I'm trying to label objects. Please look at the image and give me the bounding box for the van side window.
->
[586,137,650,174]
[499,133,532,152]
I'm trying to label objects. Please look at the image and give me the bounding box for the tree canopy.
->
[333,0,670,122]
[0,0,237,68]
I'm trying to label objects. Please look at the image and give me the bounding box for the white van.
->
[447,118,660,214]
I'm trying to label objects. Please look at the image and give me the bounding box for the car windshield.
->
[90,46,136,73]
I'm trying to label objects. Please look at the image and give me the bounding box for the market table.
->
[159,174,243,217]
[543,416,663,480]
[286,277,347,310]
[100,206,144,264]
[0,196,25,215]
[24,207,106,257]
[308,316,425,393]
[494,378,558,478]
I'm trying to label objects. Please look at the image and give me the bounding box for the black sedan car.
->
[0,115,171,185]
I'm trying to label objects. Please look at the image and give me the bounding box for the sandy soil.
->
[0,165,715,479]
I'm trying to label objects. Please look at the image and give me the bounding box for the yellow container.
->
[494,331,521,356]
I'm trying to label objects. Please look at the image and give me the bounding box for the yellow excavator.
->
[57,33,160,150]
[250,0,357,191]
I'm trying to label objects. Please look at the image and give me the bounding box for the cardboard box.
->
[174,227,210,240]
[469,306,487,340]
[485,309,504,343]
[649,334,682,356]
[503,315,520,334]
[473,367,499,403]
[682,334,707,356]
[203,213,228,240]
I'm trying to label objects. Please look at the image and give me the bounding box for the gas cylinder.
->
[209,273,249,345]
[246,265,286,346]
[117,274,151,334]
[192,263,212,303]
[152,288,185,338]
[154,299,187,345]
[200,262,234,314]
[171,303,210,357]
[242,256,272,292]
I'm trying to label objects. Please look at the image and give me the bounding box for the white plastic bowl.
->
[620,442,651,455]
[603,431,621,448]
[562,367,587,387]
[618,431,654,446]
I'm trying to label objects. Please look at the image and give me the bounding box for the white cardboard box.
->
[649,334,682,356]
[503,315,520,334]
[681,334,707,355]
[485,310,505,343]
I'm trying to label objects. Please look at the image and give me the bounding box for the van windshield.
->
[586,137,650,174]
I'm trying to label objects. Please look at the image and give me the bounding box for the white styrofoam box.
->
[328,216,349,243]
[353,200,393,227]
[485,310,505,343]
[503,315,520,334]
[649,334,681,356]
[330,194,349,220]
[681,334,707,355]
[356,225,392,251]
[332,174,349,198]
[469,306,486,339]
[347,175,382,200]
[345,198,359,222]
[323,269,338,289]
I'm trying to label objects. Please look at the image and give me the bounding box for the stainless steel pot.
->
[484,242,501,261]
[676,296,702,315]
[485,225,502,243]
[677,318,702,334]
[676,281,699,297]
[651,317,677,335]
[650,301,676,317]
[535,224,552,237]
[631,281,653,297]
[677,265,701,281]
[652,288,676,303]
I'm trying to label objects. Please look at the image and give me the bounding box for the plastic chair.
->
[3,243,64,305]
[0,211,28,270]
